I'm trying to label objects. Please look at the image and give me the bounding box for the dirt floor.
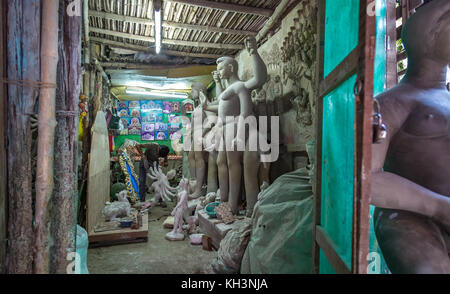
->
[87,200,217,274]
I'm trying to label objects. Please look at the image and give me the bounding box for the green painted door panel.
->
[320,75,357,274]
[323,0,360,77]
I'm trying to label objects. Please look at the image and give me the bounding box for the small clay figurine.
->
[166,178,189,241]
[102,190,131,221]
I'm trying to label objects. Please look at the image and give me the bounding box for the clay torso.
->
[385,88,450,197]
[218,81,253,121]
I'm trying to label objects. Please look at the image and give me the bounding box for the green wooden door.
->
[313,0,377,274]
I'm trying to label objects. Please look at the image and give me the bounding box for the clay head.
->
[402,0,450,65]
[191,82,207,100]
[216,56,239,80]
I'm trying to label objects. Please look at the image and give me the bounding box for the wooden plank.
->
[319,45,360,98]
[167,0,274,18]
[88,213,149,245]
[91,37,221,59]
[90,28,244,50]
[351,0,375,274]
[315,226,351,274]
[312,0,326,275]
[0,0,7,274]
[89,10,257,36]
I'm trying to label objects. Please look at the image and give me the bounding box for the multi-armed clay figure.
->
[147,162,177,207]
[166,178,190,241]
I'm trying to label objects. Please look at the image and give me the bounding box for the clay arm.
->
[213,71,223,96]
[244,37,268,91]
[203,99,219,113]
[370,97,450,230]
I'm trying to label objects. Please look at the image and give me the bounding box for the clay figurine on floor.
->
[148,162,177,207]
[166,178,189,241]
[102,190,131,221]
[371,0,450,274]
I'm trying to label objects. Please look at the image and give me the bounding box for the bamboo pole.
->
[50,0,82,274]
[34,0,59,274]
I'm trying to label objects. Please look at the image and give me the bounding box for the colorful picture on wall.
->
[183,102,194,113]
[128,100,141,109]
[118,108,129,118]
[128,127,141,135]
[155,131,168,141]
[172,101,181,113]
[155,122,168,132]
[117,101,129,109]
[140,100,157,110]
[129,117,141,128]
[119,117,130,129]
[169,131,182,141]
[168,114,180,123]
[142,123,155,133]
[142,132,155,141]
[168,123,181,132]
[163,101,173,114]
[129,108,141,118]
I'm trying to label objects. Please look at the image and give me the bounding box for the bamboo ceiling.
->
[88,0,284,64]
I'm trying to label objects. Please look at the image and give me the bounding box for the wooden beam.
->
[319,45,361,98]
[90,37,221,59]
[88,10,257,36]
[90,28,243,50]
[315,226,352,274]
[256,0,292,42]
[167,0,273,17]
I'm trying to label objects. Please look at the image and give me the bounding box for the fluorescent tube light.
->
[126,90,188,99]
[155,9,162,54]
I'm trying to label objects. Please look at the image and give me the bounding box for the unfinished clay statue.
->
[166,178,189,241]
[188,82,218,199]
[148,162,177,207]
[204,36,268,216]
[371,0,450,273]
[102,190,131,221]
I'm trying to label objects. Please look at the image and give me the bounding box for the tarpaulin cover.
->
[241,168,314,274]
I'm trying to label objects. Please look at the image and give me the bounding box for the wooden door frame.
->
[312,0,376,274]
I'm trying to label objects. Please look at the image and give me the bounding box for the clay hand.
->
[199,92,208,109]
[245,37,257,55]
[212,71,221,83]
[171,210,175,216]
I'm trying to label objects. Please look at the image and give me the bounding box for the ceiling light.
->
[154,9,162,54]
[126,90,188,99]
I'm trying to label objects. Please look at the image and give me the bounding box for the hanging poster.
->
[120,117,130,129]
[168,114,180,123]
[142,123,155,133]
[142,132,155,141]
[169,131,182,141]
[155,122,168,132]
[182,99,194,114]
[117,101,129,109]
[128,117,142,135]
[155,131,168,141]
[172,101,181,113]
[168,123,181,132]
[129,108,141,118]
[118,108,129,118]
[128,100,141,109]
[163,101,173,114]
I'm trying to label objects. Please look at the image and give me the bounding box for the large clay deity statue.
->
[205,36,268,216]
[371,0,450,273]
[188,82,218,198]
